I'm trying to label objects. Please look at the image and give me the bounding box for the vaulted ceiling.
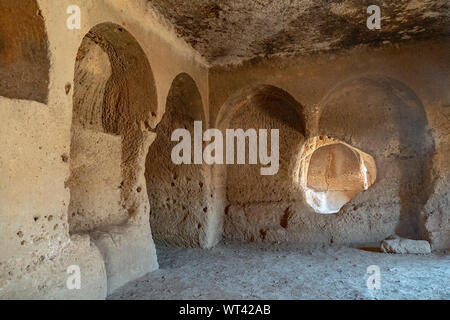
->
[148,0,450,64]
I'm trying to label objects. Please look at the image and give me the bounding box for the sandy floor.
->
[108,242,450,300]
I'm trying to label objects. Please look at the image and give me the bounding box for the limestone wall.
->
[210,40,449,249]
[145,73,216,248]
[0,0,209,299]
[0,0,448,300]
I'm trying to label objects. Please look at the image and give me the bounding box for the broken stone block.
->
[381,237,431,254]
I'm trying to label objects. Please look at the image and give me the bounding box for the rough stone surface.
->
[381,237,432,254]
[302,137,377,214]
[108,243,450,300]
[0,0,49,102]
[91,223,158,294]
[0,234,107,300]
[145,73,215,248]
[0,0,209,299]
[67,20,161,295]
[0,0,448,300]
[149,0,450,64]
[210,40,449,247]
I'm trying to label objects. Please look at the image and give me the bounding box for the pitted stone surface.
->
[148,0,450,64]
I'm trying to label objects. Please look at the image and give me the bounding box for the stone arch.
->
[217,84,306,204]
[216,85,306,134]
[145,72,211,247]
[68,23,158,293]
[69,22,157,233]
[217,85,306,241]
[318,76,435,240]
[299,136,376,214]
[72,22,158,135]
[0,0,49,103]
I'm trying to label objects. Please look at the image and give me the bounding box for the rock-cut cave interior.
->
[0,0,449,300]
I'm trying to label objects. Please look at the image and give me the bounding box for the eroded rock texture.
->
[209,40,448,246]
[68,22,159,294]
[0,0,448,300]
[219,85,306,241]
[0,0,49,102]
[149,0,450,64]
[145,73,213,247]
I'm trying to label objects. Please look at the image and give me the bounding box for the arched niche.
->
[68,22,157,233]
[216,84,306,204]
[318,76,434,239]
[299,136,376,214]
[0,0,49,103]
[145,73,210,247]
[216,85,306,242]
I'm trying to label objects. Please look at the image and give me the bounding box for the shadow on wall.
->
[0,0,49,103]
[145,73,212,248]
[318,76,435,240]
[217,85,306,204]
[67,22,159,293]
[68,22,157,233]
[220,77,435,245]
[299,136,376,214]
[218,85,306,241]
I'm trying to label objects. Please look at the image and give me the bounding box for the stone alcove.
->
[0,0,49,103]
[217,85,306,241]
[68,22,158,293]
[145,73,212,247]
[299,136,376,214]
